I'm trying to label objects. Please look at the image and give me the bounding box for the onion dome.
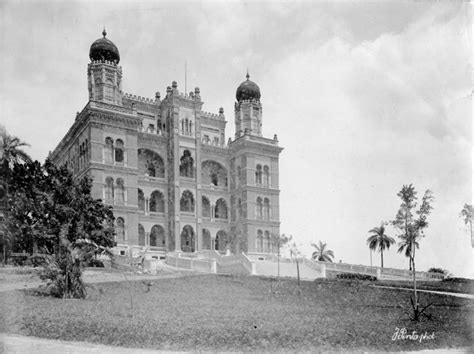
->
[236,72,261,102]
[89,28,120,63]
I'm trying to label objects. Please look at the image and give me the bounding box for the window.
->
[138,189,145,211]
[255,164,262,186]
[115,139,124,163]
[105,177,114,201]
[116,217,125,241]
[138,224,145,246]
[213,137,219,146]
[203,135,210,144]
[105,137,114,164]
[116,178,125,204]
[179,150,194,178]
[257,230,263,252]
[150,225,165,247]
[256,197,263,220]
[149,190,164,213]
[148,124,155,133]
[263,165,270,187]
[180,190,195,212]
[104,79,114,100]
[238,198,242,219]
[264,231,271,253]
[202,196,211,218]
[264,198,271,220]
[215,198,228,219]
[138,149,165,178]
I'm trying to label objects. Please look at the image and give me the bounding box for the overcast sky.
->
[1,1,472,276]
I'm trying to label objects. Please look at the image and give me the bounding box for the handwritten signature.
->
[392,327,435,343]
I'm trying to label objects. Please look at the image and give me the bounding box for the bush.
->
[86,259,104,268]
[442,277,472,284]
[336,273,377,281]
[427,267,447,275]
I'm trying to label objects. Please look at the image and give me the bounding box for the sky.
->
[1,1,472,276]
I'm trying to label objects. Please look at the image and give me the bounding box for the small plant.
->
[402,295,433,322]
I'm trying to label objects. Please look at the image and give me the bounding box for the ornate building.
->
[50,30,283,257]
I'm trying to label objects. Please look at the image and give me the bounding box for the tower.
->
[234,72,262,138]
[87,29,123,105]
[230,74,283,253]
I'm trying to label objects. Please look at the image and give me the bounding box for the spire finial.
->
[102,26,107,38]
[246,68,250,80]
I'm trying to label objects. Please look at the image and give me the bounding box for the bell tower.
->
[87,29,123,105]
[234,72,262,138]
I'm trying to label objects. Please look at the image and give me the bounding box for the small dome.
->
[236,72,261,102]
[89,29,120,63]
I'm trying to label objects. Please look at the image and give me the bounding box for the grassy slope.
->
[0,275,472,351]
[376,279,474,295]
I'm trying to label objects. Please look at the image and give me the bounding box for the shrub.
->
[442,277,472,284]
[427,267,447,275]
[86,259,104,268]
[336,273,377,281]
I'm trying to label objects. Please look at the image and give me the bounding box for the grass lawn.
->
[376,279,474,295]
[0,274,472,351]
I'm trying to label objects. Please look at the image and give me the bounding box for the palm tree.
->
[366,222,395,268]
[0,126,32,168]
[397,233,419,271]
[311,241,334,262]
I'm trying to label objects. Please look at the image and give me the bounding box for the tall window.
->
[138,189,145,211]
[105,137,114,163]
[104,79,114,100]
[180,190,195,212]
[149,190,164,213]
[138,149,165,178]
[256,197,263,220]
[264,198,271,220]
[115,139,124,163]
[255,164,262,186]
[257,230,263,252]
[238,198,242,219]
[180,150,194,178]
[150,225,165,247]
[264,231,271,253]
[263,165,270,187]
[202,196,211,218]
[105,177,114,201]
[215,198,228,219]
[116,217,125,241]
[116,178,125,204]
[138,224,145,246]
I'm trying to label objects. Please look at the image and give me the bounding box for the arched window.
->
[264,198,271,220]
[238,198,242,219]
[179,150,194,178]
[180,190,195,212]
[237,166,242,186]
[115,139,124,163]
[256,197,263,220]
[257,230,263,252]
[215,230,228,252]
[149,190,164,213]
[202,196,211,218]
[263,165,270,187]
[105,137,114,163]
[116,217,125,241]
[150,225,165,247]
[202,160,227,187]
[255,164,262,186]
[202,229,211,250]
[104,79,114,100]
[116,178,125,204]
[138,149,165,178]
[264,231,271,253]
[138,189,145,211]
[138,224,145,246]
[215,198,228,219]
[105,177,114,200]
[181,225,195,252]
[94,78,102,99]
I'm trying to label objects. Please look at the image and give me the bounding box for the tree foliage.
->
[460,203,473,246]
[366,222,395,268]
[311,241,335,262]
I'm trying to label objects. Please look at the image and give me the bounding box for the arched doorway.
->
[181,225,195,252]
[150,225,165,248]
[215,230,228,252]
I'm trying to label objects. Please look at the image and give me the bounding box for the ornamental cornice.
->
[137,132,167,147]
[201,145,230,158]
[89,111,141,130]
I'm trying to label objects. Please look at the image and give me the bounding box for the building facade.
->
[50,30,283,256]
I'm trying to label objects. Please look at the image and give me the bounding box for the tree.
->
[311,241,335,262]
[397,233,419,271]
[366,222,395,268]
[271,233,291,279]
[0,126,32,168]
[4,159,115,297]
[289,241,302,287]
[392,184,434,321]
[460,204,473,247]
